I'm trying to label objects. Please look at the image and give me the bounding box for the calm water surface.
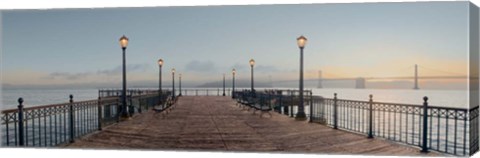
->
[1,88,98,110]
[1,88,469,110]
[310,88,468,108]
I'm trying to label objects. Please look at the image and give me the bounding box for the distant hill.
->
[2,79,466,90]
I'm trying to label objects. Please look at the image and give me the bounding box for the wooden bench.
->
[252,103,272,117]
[236,94,246,107]
[244,96,258,111]
[152,96,178,118]
[236,93,254,110]
[251,95,272,118]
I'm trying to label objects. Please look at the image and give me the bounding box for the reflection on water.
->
[310,88,468,108]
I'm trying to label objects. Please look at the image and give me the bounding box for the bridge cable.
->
[417,65,465,76]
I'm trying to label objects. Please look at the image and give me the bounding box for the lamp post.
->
[222,73,226,96]
[232,68,236,98]
[296,35,307,120]
[179,73,182,96]
[119,35,129,118]
[172,68,175,99]
[158,59,163,101]
[249,59,255,93]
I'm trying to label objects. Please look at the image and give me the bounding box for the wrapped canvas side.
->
[469,2,479,156]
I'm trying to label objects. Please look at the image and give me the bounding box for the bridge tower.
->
[355,77,366,89]
[414,64,419,90]
[317,70,323,88]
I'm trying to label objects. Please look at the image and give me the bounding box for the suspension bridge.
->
[274,64,467,89]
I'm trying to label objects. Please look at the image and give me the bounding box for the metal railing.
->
[310,93,478,156]
[98,89,163,98]
[176,88,232,96]
[263,89,312,118]
[234,89,478,156]
[3,88,477,156]
[234,89,312,118]
[469,106,479,155]
[1,89,172,147]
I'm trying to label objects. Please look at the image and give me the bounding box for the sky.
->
[0,1,472,89]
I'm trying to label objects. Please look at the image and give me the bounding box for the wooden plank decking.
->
[67,96,439,156]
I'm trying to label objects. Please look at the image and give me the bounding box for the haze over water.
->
[0,88,468,110]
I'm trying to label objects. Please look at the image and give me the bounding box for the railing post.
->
[152,96,155,109]
[368,94,374,138]
[279,92,283,114]
[421,96,429,153]
[138,97,142,114]
[280,91,289,116]
[116,96,120,123]
[128,95,134,115]
[333,93,338,129]
[309,91,313,123]
[268,92,272,110]
[290,90,294,117]
[17,98,25,146]
[98,97,102,131]
[69,94,75,143]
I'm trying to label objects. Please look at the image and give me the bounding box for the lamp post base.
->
[295,112,307,121]
[119,115,131,121]
[420,148,429,153]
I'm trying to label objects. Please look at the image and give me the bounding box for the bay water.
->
[1,88,469,110]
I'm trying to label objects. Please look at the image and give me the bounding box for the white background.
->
[0,0,477,158]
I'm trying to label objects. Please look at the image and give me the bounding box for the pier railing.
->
[98,89,164,98]
[1,89,172,147]
[176,88,232,96]
[312,94,477,156]
[234,89,312,117]
[3,88,477,156]
[233,89,478,156]
[100,88,234,97]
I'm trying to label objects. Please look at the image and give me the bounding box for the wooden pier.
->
[67,96,438,156]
